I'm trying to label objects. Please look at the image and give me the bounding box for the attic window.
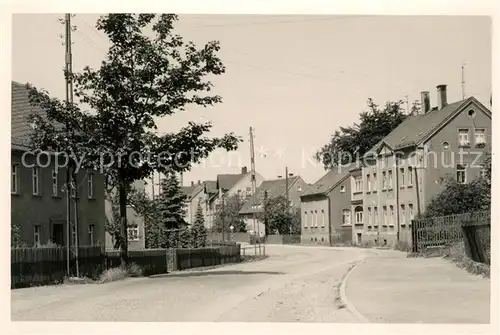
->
[340,185,346,193]
[297,186,302,192]
[443,141,450,150]
[468,110,476,118]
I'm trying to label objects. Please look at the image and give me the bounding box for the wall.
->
[327,176,352,245]
[424,101,491,209]
[300,195,329,245]
[11,150,105,247]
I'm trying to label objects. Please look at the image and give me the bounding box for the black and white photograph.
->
[4,1,496,332]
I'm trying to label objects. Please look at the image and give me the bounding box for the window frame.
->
[88,172,94,199]
[372,173,377,191]
[354,206,363,225]
[400,168,405,187]
[32,166,40,196]
[407,167,413,186]
[474,128,486,147]
[127,226,140,241]
[11,164,19,194]
[88,224,95,246]
[52,168,59,197]
[34,225,41,247]
[400,204,406,226]
[456,164,467,184]
[458,128,470,147]
[342,209,351,226]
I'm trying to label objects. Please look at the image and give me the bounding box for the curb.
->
[339,249,380,322]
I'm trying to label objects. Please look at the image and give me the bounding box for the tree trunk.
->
[118,176,128,268]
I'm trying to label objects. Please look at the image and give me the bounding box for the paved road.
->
[11,245,373,322]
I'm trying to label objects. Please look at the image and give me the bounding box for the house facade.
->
[205,167,264,230]
[11,81,106,248]
[182,180,211,229]
[358,85,491,247]
[300,164,354,245]
[104,180,146,250]
[239,174,308,235]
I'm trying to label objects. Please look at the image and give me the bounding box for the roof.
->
[368,97,488,153]
[301,163,356,197]
[204,180,217,194]
[216,173,248,190]
[11,81,44,144]
[181,183,205,199]
[239,176,300,214]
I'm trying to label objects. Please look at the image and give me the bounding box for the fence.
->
[11,244,242,289]
[411,211,490,263]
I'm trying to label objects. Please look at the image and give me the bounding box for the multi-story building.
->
[205,167,264,230]
[357,85,491,247]
[11,81,106,248]
[239,174,308,235]
[300,164,355,245]
[182,180,211,229]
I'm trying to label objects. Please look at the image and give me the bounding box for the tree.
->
[156,173,187,230]
[315,99,408,169]
[213,193,247,233]
[26,14,241,267]
[191,201,208,247]
[258,195,298,235]
[423,178,490,218]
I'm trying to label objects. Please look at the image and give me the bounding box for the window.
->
[340,185,346,193]
[374,207,379,226]
[443,141,450,150]
[355,206,363,225]
[88,173,94,199]
[400,168,405,187]
[480,164,488,179]
[320,209,325,227]
[408,204,414,221]
[366,174,371,192]
[456,164,467,184]
[314,210,318,227]
[383,206,388,226]
[342,209,351,226]
[32,167,40,195]
[458,129,470,147]
[372,173,377,191]
[353,176,363,193]
[367,207,372,226]
[388,170,393,189]
[400,204,406,226]
[389,206,394,226]
[34,225,41,247]
[382,172,387,190]
[11,164,19,194]
[72,225,76,245]
[474,128,486,147]
[127,226,139,241]
[88,224,95,246]
[408,167,413,186]
[304,211,308,228]
[468,109,476,118]
[52,168,58,196]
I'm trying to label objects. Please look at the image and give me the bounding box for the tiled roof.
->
[204,180,217,194]
[368,98,472,153]
[216,173,248,190]
[11,81,45,144]
[301,163,355,197]
[239,176,300,214]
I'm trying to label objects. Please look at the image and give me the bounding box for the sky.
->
[11,14,491,193]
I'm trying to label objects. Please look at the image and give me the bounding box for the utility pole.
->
[461,63,466,100]
[285,166,291,235]
[249,127,259,254]
[64,13,74,277]
[221,191,225,242]
[395,157,400,242]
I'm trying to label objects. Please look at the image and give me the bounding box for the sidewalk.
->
[345,250,491,323]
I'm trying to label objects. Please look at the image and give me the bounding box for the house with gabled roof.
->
[204,167,265,230]
[359,85,491,247]
[239,174,308,235]
[300,163,356,245]
[11,81,106,248]
[181,180,210,228]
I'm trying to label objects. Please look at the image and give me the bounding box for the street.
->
[11,245,372,322]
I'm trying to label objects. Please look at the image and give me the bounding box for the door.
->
[52,223,64,246]
[357,233,362,245]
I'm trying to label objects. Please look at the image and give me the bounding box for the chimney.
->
[420,91,430,114]
[191,181,194,187]
[241,166,248,174]
[289,173,294,177]
[437,85,448,109]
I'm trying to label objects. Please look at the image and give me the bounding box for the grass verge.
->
[442,243,490,278]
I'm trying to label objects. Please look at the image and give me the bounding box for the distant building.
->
[300,164,355,245]
[239,174,308,235]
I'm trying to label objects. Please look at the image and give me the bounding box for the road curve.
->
[11,245,375,322]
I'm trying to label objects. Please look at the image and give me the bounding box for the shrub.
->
[99,263,144,283]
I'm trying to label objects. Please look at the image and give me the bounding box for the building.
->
[11,81,106,248]
[359,85,491,247]
[205,167,264,230]
[182,180,212,229]
[239,174,308,235]
[104,180,146,250]
[300,164,355,245]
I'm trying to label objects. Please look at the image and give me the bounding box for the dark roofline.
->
[300,172,351,198]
